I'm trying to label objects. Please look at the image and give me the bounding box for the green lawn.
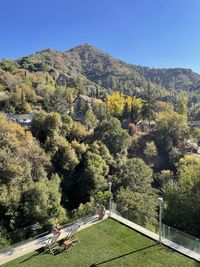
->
[3,219,200,267]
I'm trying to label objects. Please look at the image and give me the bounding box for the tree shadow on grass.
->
[90,243,158,266]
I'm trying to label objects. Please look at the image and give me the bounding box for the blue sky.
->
[1,0,200,72]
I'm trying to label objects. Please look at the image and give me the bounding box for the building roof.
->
[73,94,98,103]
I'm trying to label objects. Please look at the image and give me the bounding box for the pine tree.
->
[142,81,156,125]
[176,92,188,116]
[122,102,130,119]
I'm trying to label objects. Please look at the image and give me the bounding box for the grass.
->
[2,219,200,267]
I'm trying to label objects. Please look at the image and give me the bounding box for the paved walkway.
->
[111,212,200,262]
[0,214,107,266]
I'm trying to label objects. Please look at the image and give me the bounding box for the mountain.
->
[1,44,200,98]
[67,44,200,92]
[137,66,200,91]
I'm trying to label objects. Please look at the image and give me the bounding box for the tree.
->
[155,111,189,152]
[94,191,112,207]
[31,111,62,143]
[68,121,90,142]
[94,117,130,155]
[44,112,62,137]
[111,157,153,193]
[156,170,174,188]
[121,95,132,120]
[84,107,97,130]
[141,81,156,125]
[18,174,65,227]
[8,83,36,112]
[189,105,200,121]
[144,141,157,158]
[0,59,19,73]
[63,150,109,210]
[143,141,157,166]
[168,147,182,168]
[116,188,157,228]
[0,117,64,231]
[177,153,200,169]
[106,92,125,117]
[31,111,47,143]
[45,135,79,172]
[71,140,88,160]
[122,102,130,119]
[164,163,200,237]
[92,101,107,121]
[130,97,142,123]
[46,86,75,114]
[84,151,109,190]
[154,100,174,113]
[88,141,112,165]
[176,92,188,116]
[112,157,157,228]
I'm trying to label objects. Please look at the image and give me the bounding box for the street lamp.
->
[158,197,163,244]
[108,182,112,217]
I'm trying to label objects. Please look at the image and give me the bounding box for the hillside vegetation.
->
[0,45,200,249]
[1,44,200,106]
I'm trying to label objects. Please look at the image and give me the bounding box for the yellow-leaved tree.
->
[106,92,125,117]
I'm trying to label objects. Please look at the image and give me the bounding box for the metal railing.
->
[0,222,52,252]
[112,207,159,233]
[162,223,200,254]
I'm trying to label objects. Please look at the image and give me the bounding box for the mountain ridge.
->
[1,44,200,98]
[32,44,200,92]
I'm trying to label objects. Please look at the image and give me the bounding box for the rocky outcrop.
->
[56,72,76,86]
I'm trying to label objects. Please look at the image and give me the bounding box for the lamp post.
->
[158,197,163,244]
[108,182,112,217]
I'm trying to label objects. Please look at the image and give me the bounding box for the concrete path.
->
[111,212,200,262]
[0,214,107,266]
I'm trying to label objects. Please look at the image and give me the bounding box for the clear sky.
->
[1,0,200,72]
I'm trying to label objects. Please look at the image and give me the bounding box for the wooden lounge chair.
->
[63,224,80,251]
[44,235,60,255]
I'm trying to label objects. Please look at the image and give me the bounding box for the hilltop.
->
[1,44,200,98]
[1,43,200,113]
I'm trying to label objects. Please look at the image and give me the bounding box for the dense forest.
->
[0,45,200,248]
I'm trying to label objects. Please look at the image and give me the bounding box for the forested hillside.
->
[1,44,200,107]
[0,45,200,249]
